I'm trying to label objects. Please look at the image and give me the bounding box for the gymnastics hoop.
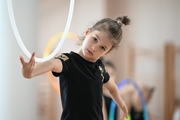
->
[7,0,75,62]
[109,79,149,120]
[43,32,79,95]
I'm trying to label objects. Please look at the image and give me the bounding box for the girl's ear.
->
[85,28,91,35]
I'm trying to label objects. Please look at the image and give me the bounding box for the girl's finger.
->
[29,52,35,63]
[19,56,25,65]
[120,110,124,120]
[30,59,35,67]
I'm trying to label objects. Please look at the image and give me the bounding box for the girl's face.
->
[78,29,112,62]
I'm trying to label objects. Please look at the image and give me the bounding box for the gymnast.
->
[19,16,130,120]
[120,82,155,120]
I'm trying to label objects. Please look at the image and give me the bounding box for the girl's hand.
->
[19,52,35,78]
[120,102,128,120]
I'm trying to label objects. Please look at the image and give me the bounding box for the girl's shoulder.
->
[96,59,105,67]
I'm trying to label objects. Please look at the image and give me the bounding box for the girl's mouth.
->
[87,49,93,55]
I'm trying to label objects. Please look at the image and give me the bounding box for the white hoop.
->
[7,0,75,62]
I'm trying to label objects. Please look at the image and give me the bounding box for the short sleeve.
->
[103,70,110,84]
[97,59,110,84]
[52,53,71,77]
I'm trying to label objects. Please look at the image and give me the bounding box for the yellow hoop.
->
[43,32,79,95]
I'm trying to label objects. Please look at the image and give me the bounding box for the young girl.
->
[19,16,130,120]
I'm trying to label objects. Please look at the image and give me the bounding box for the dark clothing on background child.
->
[130,105,144,120]
[103,95,118,120]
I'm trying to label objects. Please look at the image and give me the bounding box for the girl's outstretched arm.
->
[19,52,62,79]
[103,79,128,119]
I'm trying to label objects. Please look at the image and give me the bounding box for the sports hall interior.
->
[0,0,180,120]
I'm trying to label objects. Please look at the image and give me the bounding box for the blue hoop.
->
[109,79,149,120]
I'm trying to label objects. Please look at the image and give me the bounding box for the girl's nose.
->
[91,45,96,52]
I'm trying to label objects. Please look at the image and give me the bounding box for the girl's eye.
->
[100,46,106,51]
[93,37,97,42]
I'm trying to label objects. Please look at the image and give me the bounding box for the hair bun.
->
[116,16,131,27]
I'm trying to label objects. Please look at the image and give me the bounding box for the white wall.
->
[0,0,38,120]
